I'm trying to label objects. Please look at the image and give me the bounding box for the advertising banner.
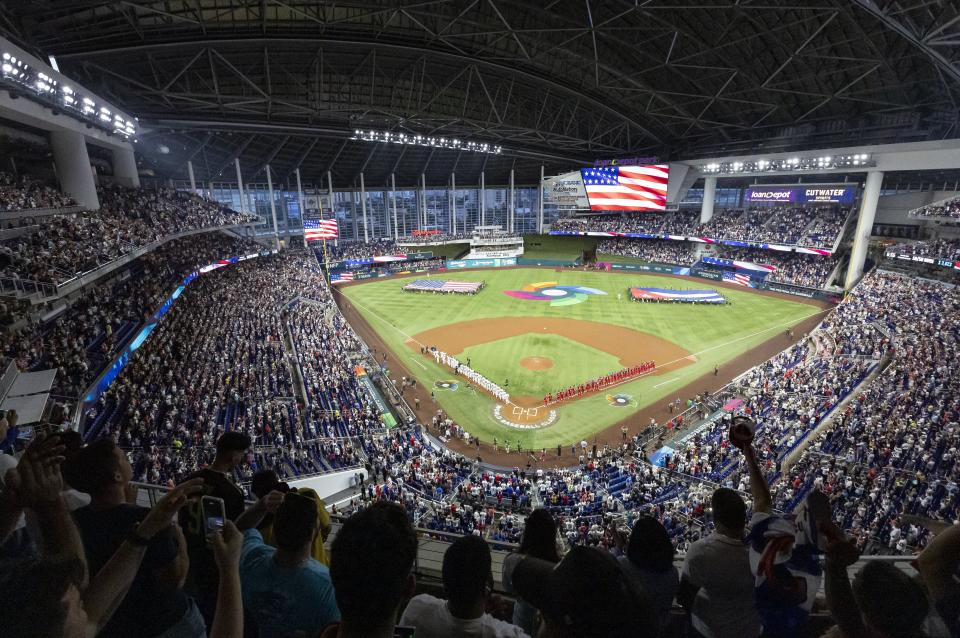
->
[886,252,960,271]
[693,269,722,281]
[609,262,684,275]
[543,170,590,209]
[745,185,858,205]
[446,258,517,269]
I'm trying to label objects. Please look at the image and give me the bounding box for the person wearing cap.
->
[179,430,251,627]
[677,486,762,638]
[251,471,333,566]
[400,535,528,637]
[236,489,340,638]
[502,544,659,637]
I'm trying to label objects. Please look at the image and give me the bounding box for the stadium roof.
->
[2,1,959,188]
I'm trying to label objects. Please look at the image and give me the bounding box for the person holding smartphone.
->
[179,430,251,628]
[64,438,206,638]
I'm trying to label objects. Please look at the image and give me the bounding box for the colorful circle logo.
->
[606,393,637,408]
[434,380,459,391]
[503,281,607,307]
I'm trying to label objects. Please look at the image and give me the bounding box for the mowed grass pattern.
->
[460,334,625,399]
[339,268,823,449]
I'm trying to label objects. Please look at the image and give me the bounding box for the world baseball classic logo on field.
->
[503,281,607,307]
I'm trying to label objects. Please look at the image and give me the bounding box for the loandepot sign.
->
[745,184,858,205]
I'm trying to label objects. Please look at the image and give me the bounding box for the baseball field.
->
[336,267,827,451]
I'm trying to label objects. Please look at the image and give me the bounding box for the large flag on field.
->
[580,164,669,211]
[404,279,483,293]
[304,218,338,241]
[630,287,726,304]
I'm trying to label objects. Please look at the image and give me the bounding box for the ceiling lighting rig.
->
[351,129,502,154]
[701,154,874,175]
[1,51,137,139]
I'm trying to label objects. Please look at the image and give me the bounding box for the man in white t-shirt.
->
[678,485,763,638]
[400,535,528,638]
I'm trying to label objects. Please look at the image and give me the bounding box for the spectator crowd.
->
[0,171,76,212]
[911,194,960,220]
[597,238,698,265]
[715,246,839,289]
[0,184,255,285]
[2,187,960,636]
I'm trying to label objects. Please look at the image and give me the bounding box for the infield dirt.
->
[334,267,832,468]
[407,317,693,409]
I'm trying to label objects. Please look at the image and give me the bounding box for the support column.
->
[420,173,427,229]
[383,188,391,239]
[234,158,247,216]
[538,165,545,233]
[295,168,307,249]
[480,171,486,227]
[187,160,197,194]
[49,130,99,209]
[111,146,139,188]
[451,173,457,235]
[360,173,369,243]
[507,168,517,233]
[700,175,717,224]
[844,170,883,291]
[390,173,399,240]
[265,165,280,250]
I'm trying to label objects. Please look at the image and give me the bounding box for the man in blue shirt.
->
[237,490,340,637]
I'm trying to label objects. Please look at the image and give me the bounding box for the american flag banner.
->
[580,164,669,211]
[723,271,753,287]
[304,218,339,242]
[403,279,484,294]
[330,272,354,284]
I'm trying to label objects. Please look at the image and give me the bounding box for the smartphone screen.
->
[201,496,226,538]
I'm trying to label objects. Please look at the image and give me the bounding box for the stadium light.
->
[351,128,503,154]
[0,48,139,140]
[701,153,874,175]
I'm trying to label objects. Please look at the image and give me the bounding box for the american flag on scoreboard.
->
[723,271,753,287]
[580,164,669,211]
[330,272,354,284]
[403,279,483,293]
[304,218,339,241]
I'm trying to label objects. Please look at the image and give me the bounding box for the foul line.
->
[337,285,833,410]
[408,356,427,370]
[542,305,832,408]
[653,377,680,388]
[333,287,425,346]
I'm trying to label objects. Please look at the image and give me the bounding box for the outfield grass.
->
[340,268,822,448]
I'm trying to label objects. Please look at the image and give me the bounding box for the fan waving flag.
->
[304,218,339,241]
[580,164,669,211]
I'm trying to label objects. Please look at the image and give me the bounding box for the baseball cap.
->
[505,546,658,637]
[250,470,290,499]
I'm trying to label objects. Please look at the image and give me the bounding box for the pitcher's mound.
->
[520,356,554,371]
